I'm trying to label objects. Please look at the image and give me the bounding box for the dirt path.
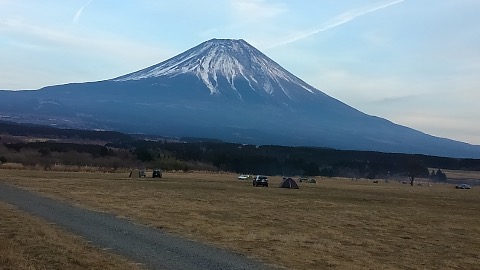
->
[0,183,276,270]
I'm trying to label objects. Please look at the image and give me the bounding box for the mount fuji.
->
[1,38,479,158]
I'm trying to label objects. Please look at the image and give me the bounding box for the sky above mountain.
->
[1,0,479,145]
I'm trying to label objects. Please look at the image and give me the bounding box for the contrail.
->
[73,0,94,24]
[267,0,405,49]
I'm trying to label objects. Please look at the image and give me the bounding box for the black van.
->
[152,169,162,178]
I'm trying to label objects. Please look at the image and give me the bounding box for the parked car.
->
[252,175,268,187]
[237,174,250,180]
[455,183,471,189]
[152,169,162,178]
[298,177,308,182]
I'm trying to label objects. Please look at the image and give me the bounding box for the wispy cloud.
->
[231,0,287,21]
[268,0,405,49]
[371,94,420,105]
[0,18,171,66]
[73,0,94,24]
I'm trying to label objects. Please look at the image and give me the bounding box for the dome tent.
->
[280,177,299,189]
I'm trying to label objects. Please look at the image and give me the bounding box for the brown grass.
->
[442,169,480,182]
[0,201,142,270]
[1,169,480,269]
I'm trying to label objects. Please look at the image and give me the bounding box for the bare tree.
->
[407,160,428,186]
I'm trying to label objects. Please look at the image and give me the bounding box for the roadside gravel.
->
[0,183,277,270]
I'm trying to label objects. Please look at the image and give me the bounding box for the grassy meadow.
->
[1,169,479,269]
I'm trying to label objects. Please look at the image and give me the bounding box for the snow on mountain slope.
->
[113,39,323,101]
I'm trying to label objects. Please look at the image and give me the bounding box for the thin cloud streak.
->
[267,0,405,49]
[231,0,287,21]
[73,0,94,24]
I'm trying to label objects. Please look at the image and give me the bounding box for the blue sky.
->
[1,0,479,145]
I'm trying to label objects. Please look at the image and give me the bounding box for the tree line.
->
[1,122,480,179]
[125,141,480,180]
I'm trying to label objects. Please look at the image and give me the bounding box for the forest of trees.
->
[1,121,480,179]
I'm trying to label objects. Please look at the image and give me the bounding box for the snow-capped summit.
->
[113,39,322,102]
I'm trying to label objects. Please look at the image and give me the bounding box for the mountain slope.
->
[0,38,479,158]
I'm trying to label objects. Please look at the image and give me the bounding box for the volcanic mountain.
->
[1,38,479,158]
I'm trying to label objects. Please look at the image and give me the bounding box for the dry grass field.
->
[442,169,480,184]
[1,169,480,269]
[0,201,142,270]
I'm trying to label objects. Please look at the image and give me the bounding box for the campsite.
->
[1,169,479,269]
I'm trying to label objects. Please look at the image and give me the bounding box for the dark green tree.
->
[435,169,447,182]
[38,147,51,157]
[134,148,154,162]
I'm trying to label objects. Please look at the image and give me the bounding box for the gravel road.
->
[0,183,277,270]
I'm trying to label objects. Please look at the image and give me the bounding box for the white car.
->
[455,184,471,189]
[237,174,250,180]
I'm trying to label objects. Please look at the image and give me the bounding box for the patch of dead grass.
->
[0,201,142,270]
[1,169,480,269]
[442,169,480,182]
